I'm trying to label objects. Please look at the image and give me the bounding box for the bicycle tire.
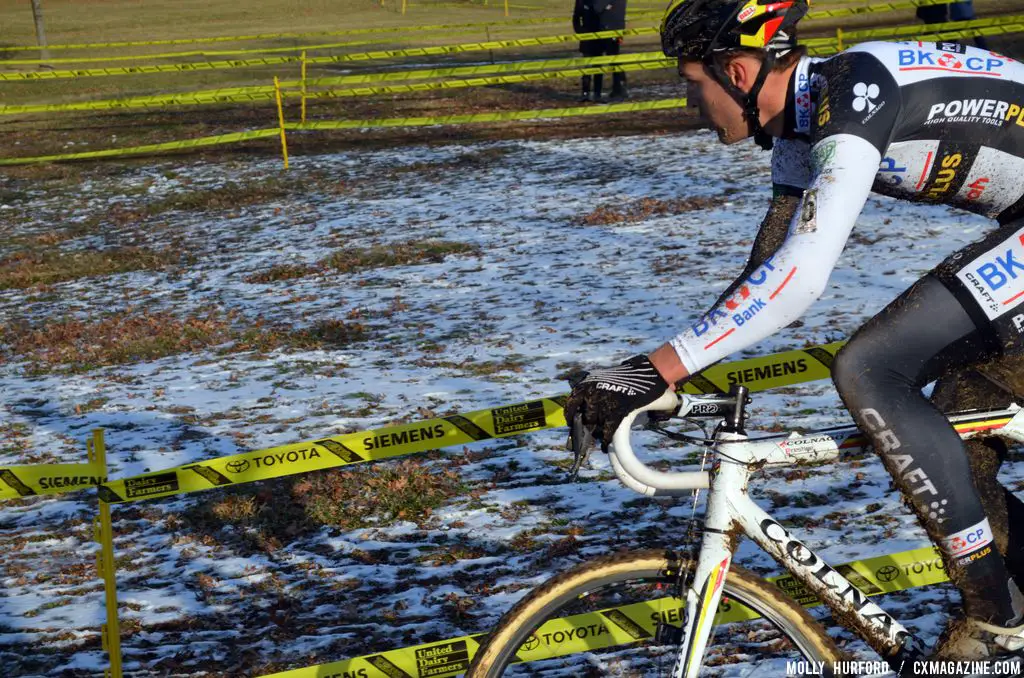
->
[467,549,846,677]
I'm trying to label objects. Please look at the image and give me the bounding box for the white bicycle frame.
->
[609,390,1024,678]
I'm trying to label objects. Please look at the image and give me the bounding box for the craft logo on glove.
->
[596,381,639,396]
[565,356,670,448]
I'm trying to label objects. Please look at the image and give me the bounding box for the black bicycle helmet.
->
[661,0,810,149]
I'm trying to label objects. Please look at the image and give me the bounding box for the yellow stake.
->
[836,27,844,51]
[92,429,123,678]
[402,0,407,14]
[301,50,308,124]
[504,0,509,17]
[274,76,289,169]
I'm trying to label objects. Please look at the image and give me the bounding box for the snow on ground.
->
[1,129,1020,677]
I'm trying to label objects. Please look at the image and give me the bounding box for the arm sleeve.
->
[669,134,882,374]
[668,49,901,375]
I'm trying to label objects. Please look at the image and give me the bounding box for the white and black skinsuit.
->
[672,40,1024,625]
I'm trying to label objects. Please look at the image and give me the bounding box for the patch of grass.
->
[0,310,234,371]
[182,480,312,554]
[417,544,487,567]
[66,175,336,235]
[293,458,465,530]
[244,239,480,283]
[0,246,188,290]
[228,317,373,353]
[1,309,377,372]
[412,355,530,376]
[573,196,729,227]
[183,460,465,552]
[243,263,313,283]
[145,180,298,213]
[23,598,74,618]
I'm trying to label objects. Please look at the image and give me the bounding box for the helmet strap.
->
[705,51,776,151]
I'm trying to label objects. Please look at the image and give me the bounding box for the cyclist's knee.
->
[831,335,884,402]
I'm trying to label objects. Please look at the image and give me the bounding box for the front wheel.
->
[467,549,845,677]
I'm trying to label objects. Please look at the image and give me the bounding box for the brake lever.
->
[566,412,596,481]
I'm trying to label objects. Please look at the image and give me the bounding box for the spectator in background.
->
[917,0,990,50]
[573,0,629,102]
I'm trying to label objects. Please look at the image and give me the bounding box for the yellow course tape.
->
[807,22,1024,56]
[0,0,956,56]
[0,129,279,166]
[803,13,1024,46]
[4,21,581,66]
[0,11,665,53]
[0,54,671,116]
[0,38,399,66]
[95,342,844,505]
[257,545,948,677]
[0,27,660,81]
[297,52,668,84]
[804,0,980,20]
[0,97,690,164]
[288,97,687,130]
[0,461,105,501]
[6,11,1020,80]
[680,341,842,394]
[293,60,670,100]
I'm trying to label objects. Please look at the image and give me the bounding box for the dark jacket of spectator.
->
[572,0,629,100]
[574,0,626,34]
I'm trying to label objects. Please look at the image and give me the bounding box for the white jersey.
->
[671,41,1024,375]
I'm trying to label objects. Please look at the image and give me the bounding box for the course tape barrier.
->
[293,60,669,100]
[257,545,948,677]
[301,52,669,85]
[803,13,1024,46]
[286,98,686,130]
[94,342,842,505]
[0,97,690,164]
[0,129,279,166]
[0,11,666,53]
[0,0,960,57]
[7,10,1021,81]
[804,22,1023,56]
[0,89,279,116]
[0,27,661,81]
[680,340,843,394]
[0,460,105,501]
[2,21,569,66]
[5,10,1019,93]
[97,397,570,504]
[0,37,421,66]
[805,0,984,20]
[8,7,1019,115]
[0,54,671,116]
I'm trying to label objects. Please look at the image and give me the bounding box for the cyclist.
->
[564,0,1024,659]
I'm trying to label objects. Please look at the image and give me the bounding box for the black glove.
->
[564,355,671,452]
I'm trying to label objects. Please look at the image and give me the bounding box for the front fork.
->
[670,453,749,678]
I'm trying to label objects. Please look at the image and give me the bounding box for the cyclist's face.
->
[678,58,749,144]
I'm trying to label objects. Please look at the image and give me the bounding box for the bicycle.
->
[465,386,1024,677]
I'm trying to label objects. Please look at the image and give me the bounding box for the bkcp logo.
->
[898,49,1003,75]
[226,459,251,473]
[853,82,880,113]
[876,565,900,583]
